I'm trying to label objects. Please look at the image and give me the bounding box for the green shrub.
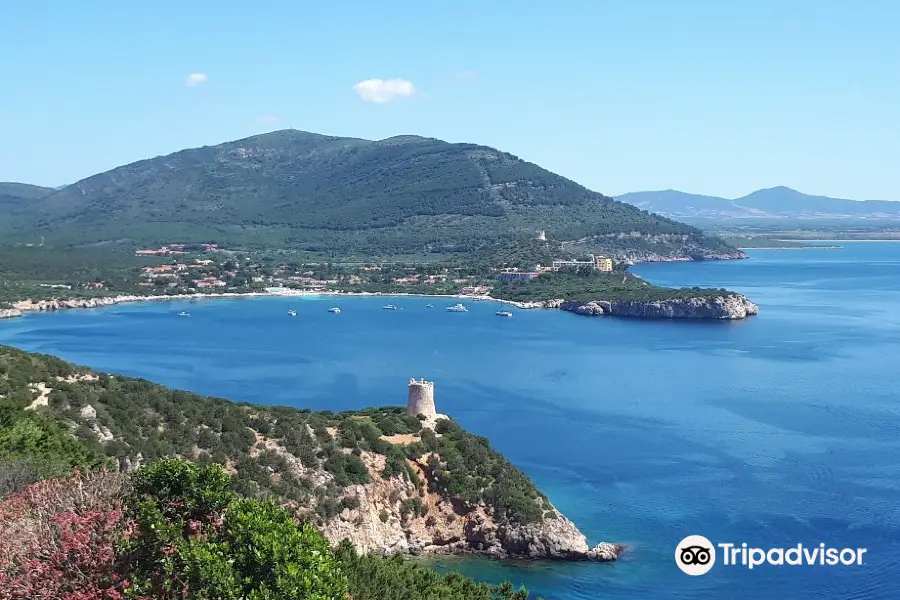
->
[122,458,348,600]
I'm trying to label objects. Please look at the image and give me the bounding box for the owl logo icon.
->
[676,535,716,575]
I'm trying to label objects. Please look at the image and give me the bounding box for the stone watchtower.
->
[407,378,436,419]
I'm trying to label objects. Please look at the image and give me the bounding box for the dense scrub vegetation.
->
[0,349,109,493]
[492,271,734,303]
[0,345,549,527]
[0,460,533,599]
[0,343,546,598]
[1,129,733,259]
[335,540,528,600]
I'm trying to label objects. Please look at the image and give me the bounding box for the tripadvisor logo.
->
[675,535,868,575]
[676,535,715,575]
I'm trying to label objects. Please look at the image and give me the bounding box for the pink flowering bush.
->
[0,468,131,600]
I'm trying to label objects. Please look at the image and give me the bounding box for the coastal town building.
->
[594,255,613,272]
[460,285,491,295]
[495,271,540,282]
[550,254,614,273]
[135,244,188,256]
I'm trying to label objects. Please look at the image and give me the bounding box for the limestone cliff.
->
[319,450,620,561]
[510,294,759,320]
[562,232,748,264]
[563,295,759,320]
[0,307,22,319]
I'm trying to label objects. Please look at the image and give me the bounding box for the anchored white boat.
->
[446,303,468,312]
[328,307,341,314]
[287,309,297,316]
[495,310,513,317]
[178,311,191,317]
[382,304,397,310]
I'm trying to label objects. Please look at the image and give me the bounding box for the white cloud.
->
[184,73,208,88]
[256,114,280,125]
[352,78,416,103]
[454,70,478,84]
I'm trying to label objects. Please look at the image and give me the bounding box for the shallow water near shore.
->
[2,242,899,599]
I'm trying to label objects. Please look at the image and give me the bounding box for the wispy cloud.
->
[352,78,416,103]
[256,114,280,125]
[454,70,478,84]
[184,73,208,88]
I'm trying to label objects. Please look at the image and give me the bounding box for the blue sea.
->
[2,243,899,599]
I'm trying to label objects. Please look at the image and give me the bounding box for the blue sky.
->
[1,1,897,199]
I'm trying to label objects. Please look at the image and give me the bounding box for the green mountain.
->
[3,130,739,260]
[0,182,55,217]
[617,186,900,223]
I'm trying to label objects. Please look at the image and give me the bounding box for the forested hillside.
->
[1,130,738,260]
[1,344,589,598]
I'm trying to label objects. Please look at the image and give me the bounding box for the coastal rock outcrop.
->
[613,249,748,265]
[0,307,23,319]
[512,294,758,319]
[320,452,621,562]
[601,294,759,319]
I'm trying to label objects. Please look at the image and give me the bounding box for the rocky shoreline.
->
[1,289,759,321]
[317,450,623,563]
[0,252,761,324]
[509,294,759,320]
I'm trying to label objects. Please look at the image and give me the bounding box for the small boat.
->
[382,304,397,310]
[496,310,513,317]
[178,311,191,317]
[446,303,468,313]
[425,304,434,308]
[287,309,297,317]
[328,307,341,314]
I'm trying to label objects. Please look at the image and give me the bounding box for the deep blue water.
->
[2,243,899,599]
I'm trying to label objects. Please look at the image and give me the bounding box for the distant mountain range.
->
[0,130,738,261]
[616,187,900,222]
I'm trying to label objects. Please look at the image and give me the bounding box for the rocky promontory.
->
[3,343,621,565]
[509,294,759,320]
[320,449,621,562]
[0,307,22,319]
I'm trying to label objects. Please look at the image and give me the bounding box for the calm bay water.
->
[2,243,899,599]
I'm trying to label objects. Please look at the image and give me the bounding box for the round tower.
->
[407,378,436,419]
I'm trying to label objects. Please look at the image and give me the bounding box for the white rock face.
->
[319,452,622,562]
[552,294,759,320]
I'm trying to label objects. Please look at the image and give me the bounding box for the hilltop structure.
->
[407,378,449,428]
[407,378,436,419]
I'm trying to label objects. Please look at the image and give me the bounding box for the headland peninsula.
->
[1,239,758,321]
[0,345,620,599]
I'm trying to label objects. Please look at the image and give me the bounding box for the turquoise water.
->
[2,243,899,599]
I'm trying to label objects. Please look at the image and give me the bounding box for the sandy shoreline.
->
[1,289,519,320]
